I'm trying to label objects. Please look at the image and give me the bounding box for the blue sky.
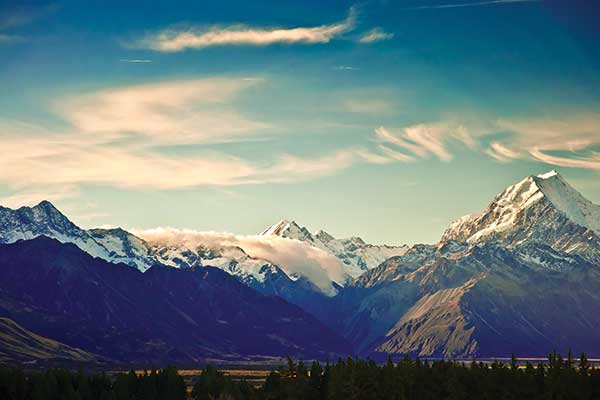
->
[0,0,599,244]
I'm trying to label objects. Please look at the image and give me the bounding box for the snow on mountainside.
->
[0,201,114,261]
[260,219,409,277]
[136,228,346,296]
[0,201,348,296]
[442,171,600,262]
[0,201,159,271]
[88,227,157,271]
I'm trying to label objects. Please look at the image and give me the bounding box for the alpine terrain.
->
[0,170,598,363]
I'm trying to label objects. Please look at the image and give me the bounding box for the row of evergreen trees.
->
[196,352,600,400]
[0,365,186,400]
[1,352,599,400]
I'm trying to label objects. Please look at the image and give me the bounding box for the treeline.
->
[197,352,600,400]
[0,365,186,400]
[1,352,600,400]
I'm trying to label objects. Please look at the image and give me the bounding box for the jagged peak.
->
[314,229,336,243]
[260,219,306,237]
[443,170,600,242]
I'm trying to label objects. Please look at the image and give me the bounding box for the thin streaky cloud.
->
[135,7,356,52]
[359,27,394,43]
[120,59,152,63]
[333,65,360,71]
[405,0,539,10]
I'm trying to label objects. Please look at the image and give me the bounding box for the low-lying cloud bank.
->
[134,227,347,295]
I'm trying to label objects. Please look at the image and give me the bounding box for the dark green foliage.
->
[224,353,600,400]
[0,365,186,400]
[1,352,599,399]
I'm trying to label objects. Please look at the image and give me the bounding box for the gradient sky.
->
[1,0,599,245]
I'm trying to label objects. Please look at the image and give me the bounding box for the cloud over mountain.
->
[135,227,347,294]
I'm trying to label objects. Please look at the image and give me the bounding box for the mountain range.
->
[0,170,599,363]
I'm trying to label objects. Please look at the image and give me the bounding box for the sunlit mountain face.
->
[0,1,599,364]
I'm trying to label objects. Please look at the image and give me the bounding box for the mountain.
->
[2,170,599,361]
[442,170,600,263]
[144,238,332,315]
[0,201,342,320]
[0,236,351,364]
[0,202,345,303]
[0,201,157,271]
[331,171,600,358]
[0,317,100,365]
[261,219,408,277]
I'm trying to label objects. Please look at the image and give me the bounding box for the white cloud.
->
[134,227,347,294]
[136,8,356,52]
[491,113,600,170]
[57,77,268,145]
[359,27,394,43]
[374,123,475,162]
[257,147,392,183]
[119,59,152,63]
[529,149,600,170]
[373,113,600,171]
[485,142,520,162]
[0,82,395,197]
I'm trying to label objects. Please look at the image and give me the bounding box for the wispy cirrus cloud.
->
[57,77,268,145]
[359,27,394,43]
[119,58,152,63]
[405,0,539,10]
[0,76,395,204]
[135,8,356,52]
[485,142,519,162]
[373,112,600,171]
[492,113,600,170]
[374,123,476,162]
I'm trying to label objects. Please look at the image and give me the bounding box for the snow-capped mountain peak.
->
[259,219,313,241]
[260,219,408,277]
[532,170,600,235]
[442,171,600,262]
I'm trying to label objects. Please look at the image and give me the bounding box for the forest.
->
[1,352,599,400]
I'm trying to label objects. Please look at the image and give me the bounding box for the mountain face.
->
[0,317,100,365]
[0,203,351,303]
[0,201,157,271]
[261,219,409,277]
[0,237,351,364]
[442,170,600,263]
[331,171,600,358]
[145,239,331,315]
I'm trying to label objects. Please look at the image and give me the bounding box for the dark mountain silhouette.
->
[0,236,350,365]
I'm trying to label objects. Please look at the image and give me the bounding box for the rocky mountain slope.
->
[0,317,100,365]
[331,171,600,358]
[0,237,350,364]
